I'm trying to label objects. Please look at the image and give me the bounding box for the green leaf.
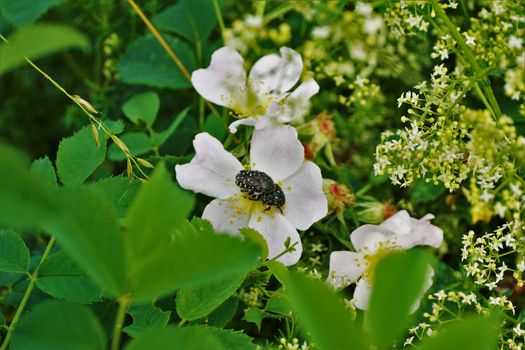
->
[410,179,446,203]
[30,156,57,187]
[267,261,289,286]
[177,273,246,321]
[108,132,152,161]
[126,164,194,270]
[206,297,239,327]
[122,91,160,128]
[126,165,261,303]
[89,176,139,217]
[419,314,499,350]
[242,307,266,331]
[123,303,171,338]
[0,0,64,27]
[203,115,226,141]
[104,119,125,135]
[0,229,30,273]
[56,125,107,186]
[0,145,58,230]
[240,227,269,261]
[0,24,89,76]
[36,251,101,304]
[10,300,106,350]
[368,250,430,348]
[125,326,224,350]
[42,186,127,297]
[150,108,190,147]
[153,0,223,43]
[191,326,256,350]
[118,34,195,89]
[285,273,368,350]
[265,293,291,316]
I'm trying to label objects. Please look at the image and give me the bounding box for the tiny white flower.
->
[508,35,523,50]
[311,26,330,39]
[191,47,319,133]
[328,210,443,310]
[464,33,476,46]
[514,324,525,337]
[175,126,327,266]
[244,15,263,28]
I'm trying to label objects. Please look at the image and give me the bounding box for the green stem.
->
[0,236,56,350]
[431,0,502,120]
[212,0,226,43]
[111,294,130,350]
[262,4,294,26]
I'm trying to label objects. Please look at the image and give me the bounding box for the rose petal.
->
[397,218,444,249]
[328,251,366,288]
[379,210,412,236]
[202,197,250,234]
[191,47,247,109]
[175,133,243,199]
[228,116,274,133]
[248,47,303,95]
[250,125,304,181]
[248,212,302,266]
[274,78,320,123]
[353,277,372,310]
[350,224,396,253]
[282,162,327,230]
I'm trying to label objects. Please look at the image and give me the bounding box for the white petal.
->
[202,197,250,235]
[397,218,444,249]
[248,47,303,95]
[175,133,243,199]
[328,251,366,288]
[250,125,304,181]
[248,212,302,266]
[350,224,396,252]
[353,277,372,310]
[282,162,327,230]
[271,79,320,124]
[379,210,412,235]
[191,47,247,109]
[228,116,274,133]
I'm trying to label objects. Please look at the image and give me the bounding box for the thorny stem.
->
[431,0,502,120]
[0,33,150,180]
[0,237,56,350]
[111,294,131,350]
[126,0,219,116]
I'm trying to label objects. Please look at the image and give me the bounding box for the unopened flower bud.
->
[323,179,355,212]
[357,201,396,224]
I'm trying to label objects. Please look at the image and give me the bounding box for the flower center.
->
[235,169,285,212]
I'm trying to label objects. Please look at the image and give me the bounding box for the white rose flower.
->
[328,210,443,310]
[191,46,319,133]
[175,125,327,266]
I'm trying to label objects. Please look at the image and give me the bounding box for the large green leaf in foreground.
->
[10,300,106,350]
[285,273,368,350]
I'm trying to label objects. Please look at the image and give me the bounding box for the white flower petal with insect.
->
[328,210,443,310]
[191,46,319,133]
[175,125,327,266]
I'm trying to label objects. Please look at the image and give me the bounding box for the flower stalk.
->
[0,236,56,350]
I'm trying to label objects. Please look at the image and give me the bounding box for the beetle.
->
[235,169,285,212]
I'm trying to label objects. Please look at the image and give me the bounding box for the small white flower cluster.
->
[462,222,524,296]
[278,338,309,350]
